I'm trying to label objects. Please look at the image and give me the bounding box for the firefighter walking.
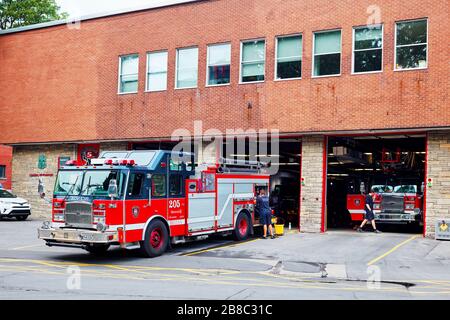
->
[357,191,381,233]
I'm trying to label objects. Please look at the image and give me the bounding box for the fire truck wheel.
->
[233,212,251,241]
[85,244,110,256]
[140,220,169,258]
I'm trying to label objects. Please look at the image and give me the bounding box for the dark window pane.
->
[169,174,183,196]
[396,44,427,69]
[0,165,5,178]
[354,49,382,73]
[152,174,166,197]
[127,173,144,196]
[397,20,427,45]
[277,60,302,79]
[242,74,265,83]
[314,53,340,76]
[208,65,230,85]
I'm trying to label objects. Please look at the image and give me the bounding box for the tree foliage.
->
[0,0,68,30]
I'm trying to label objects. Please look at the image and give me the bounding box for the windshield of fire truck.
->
[393,185,417,193]
[54,170,125,197]
[370,185,393,193]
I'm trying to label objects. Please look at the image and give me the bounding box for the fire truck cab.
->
[38,150,270,257]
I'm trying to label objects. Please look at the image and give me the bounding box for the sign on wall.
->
[436,220,450,241]
[37,154,47,170]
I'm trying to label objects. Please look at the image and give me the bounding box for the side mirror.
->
[38,178,45,199]
[108,179,118,199]
[421,182,425,194]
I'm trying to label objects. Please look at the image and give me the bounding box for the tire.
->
[85,244,110,256]
[140,219,169,258]
[233,212,252,241]
[16,215,28,221]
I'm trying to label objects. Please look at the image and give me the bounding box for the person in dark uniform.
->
[256,188,275,239]
[357,191,381,233]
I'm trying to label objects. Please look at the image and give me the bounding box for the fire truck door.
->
[167,172,186,228]
[347,194,366,221]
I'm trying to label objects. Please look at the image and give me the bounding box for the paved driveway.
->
[0,218,449,300]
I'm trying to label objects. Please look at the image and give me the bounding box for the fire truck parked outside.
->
[38,150,270,257]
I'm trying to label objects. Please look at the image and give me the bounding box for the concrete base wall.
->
[12,142,127,220]
[425,131,450,238]
[300,136,325,233]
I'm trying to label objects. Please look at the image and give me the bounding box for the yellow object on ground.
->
[274,224,284,236]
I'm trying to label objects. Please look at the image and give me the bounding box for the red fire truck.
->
[347,183,424,225]
[38,150,270,257]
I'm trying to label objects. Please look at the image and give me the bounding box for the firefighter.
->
[257,188,275,239]
[357,191,381,233]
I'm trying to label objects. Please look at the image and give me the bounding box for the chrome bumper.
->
[38,227,118,244]
[374,211,422,223]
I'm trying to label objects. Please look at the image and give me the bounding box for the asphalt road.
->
[0,218,450,300]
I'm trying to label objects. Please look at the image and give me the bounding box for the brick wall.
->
[425,131,450,238]
[0,0,449,145]
[0,145,12,190]
[300,136,325,232]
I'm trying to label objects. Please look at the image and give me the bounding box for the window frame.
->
[206,42,232,87]
[239,38,266,85]
[311,29,342,78]
[274,33,303,81]
[118,54,139,95]
[145,50,168,92]
[175,46,199,90]
[351,24,384,75]
[394,18,428,72]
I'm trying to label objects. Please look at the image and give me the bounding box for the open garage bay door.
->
[326,134,426,234]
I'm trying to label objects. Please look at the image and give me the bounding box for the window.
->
[119,54,139,94]
[127,173,144,197]
[146,51,168,91]
[0,165,5,179]
[207,43,231,86]
[240,39,265,83]
[202,172,215,192]
[169,174,183,196]
[152,174,166,197]
[276,35,302,80]
[176,47,198,89]
[353,25,383,73]
[395,19,428,70]
[313,30,341,77]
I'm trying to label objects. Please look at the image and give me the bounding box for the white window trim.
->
[118,54,139,95]
[311,29,342,78]
[239,38,266,85]
[394,18,428,72]
[274,33,303,81]
[175,46,199,90]
[145,50,168,93]
[351,24,384,75]
[206,42,232,88]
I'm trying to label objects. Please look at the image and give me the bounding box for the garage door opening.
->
[222,138,302,229]
[326,135,426,234]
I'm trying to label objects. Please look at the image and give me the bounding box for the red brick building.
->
[0,145,12,190]
[0,0,448,236]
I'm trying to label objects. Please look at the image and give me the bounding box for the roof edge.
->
[0,0,203,35]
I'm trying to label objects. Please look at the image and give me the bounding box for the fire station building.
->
[0,0,449,237]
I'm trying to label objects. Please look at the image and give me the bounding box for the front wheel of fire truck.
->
[140,219,169,258]
[85,244,110,256]
[233,212,252,241]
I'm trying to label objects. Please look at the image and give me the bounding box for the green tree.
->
[0,0,68,30]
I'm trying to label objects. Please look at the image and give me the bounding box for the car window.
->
[0,189,16,198]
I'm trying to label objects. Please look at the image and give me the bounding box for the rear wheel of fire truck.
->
[233,212,252,241]
[140,220,169,258]
[85,244,110,256]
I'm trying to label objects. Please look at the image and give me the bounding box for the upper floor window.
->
[176,47,198,89]
[395,19,427,70]
[353,25,383,73]
[146,51,168,92]
[118,54,139,94]
[313,30,341,77]
[240,39,265,83]
[276,35,302,80]
[207,43,231,86]
[0,165,5,179]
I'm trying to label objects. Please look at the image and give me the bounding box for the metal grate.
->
[381,195,404,213]
[65,202,92,227]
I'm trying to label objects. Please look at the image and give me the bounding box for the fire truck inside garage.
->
[326,135,426,233]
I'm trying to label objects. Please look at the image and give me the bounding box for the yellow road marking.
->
[183,238,260,256]
[9,244,43,251]
[367,235,420,266]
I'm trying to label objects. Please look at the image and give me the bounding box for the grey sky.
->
[56,0,168,18]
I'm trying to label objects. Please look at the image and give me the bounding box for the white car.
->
[0,189,31,221]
